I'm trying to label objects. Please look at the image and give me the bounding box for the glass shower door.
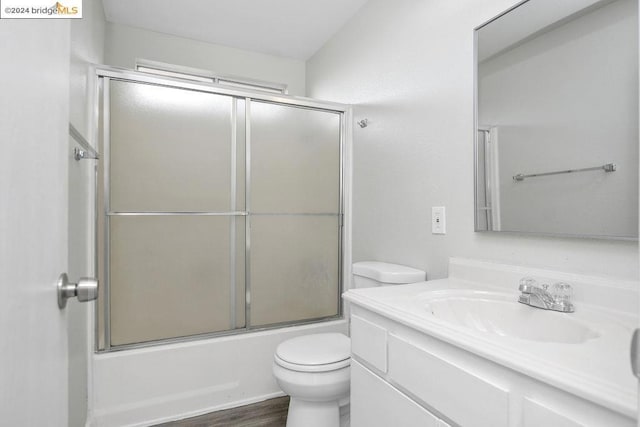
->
[100,80,246,348]
[96,70,345,350]
[248,101,342,327]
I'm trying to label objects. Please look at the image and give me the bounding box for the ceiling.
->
[101,0,369,60]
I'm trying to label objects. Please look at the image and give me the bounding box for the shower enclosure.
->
[95,68,347,351]
[475,127,501,232]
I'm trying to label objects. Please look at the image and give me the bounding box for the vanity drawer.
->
[351,315,388,373]
[351,360,441,427]
[523,398,583,427]
[388,334,509,427]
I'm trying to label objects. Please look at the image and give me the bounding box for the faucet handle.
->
[518,277,537,292]
[551,282,574,310]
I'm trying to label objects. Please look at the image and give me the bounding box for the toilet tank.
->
[352,261,426,288]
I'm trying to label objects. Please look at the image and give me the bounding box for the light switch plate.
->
[432,206,446,234]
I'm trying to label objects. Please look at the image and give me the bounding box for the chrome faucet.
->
[517,277,574,313]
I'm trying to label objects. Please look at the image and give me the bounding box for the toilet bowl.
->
[273,333,351,427]
[273,262,426,427]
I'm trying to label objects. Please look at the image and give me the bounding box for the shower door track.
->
[94,66,350,353]
[96,67,347,113]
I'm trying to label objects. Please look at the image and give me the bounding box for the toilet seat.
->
[274,333,351,373]
[274,354,350,372]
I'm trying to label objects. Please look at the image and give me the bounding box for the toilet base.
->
[287,398,340,427]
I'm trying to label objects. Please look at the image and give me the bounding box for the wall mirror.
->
[474,0,638,240]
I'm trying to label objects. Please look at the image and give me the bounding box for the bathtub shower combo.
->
[92,67,349,353]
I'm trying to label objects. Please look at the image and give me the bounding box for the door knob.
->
[57,273,98,309]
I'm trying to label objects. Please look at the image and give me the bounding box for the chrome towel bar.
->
[70,123,99,160]
[513,163,616,182]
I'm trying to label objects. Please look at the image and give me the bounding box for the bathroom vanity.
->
[343,258,637,427]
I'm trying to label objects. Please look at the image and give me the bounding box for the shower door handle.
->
[57,273,98,309]
[632,329,640,379]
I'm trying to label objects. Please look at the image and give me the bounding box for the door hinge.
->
[631,328,640,379]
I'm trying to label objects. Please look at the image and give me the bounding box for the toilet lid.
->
[275,333,351,366]
[352,261,425,283]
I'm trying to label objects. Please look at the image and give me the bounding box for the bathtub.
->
[88,320,348,427]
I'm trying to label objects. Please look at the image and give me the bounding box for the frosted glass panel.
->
[97,74,344,349]
[110,80,234,212]
[250,216,340,326]
[109,216,245,345]
[251,102,341,213]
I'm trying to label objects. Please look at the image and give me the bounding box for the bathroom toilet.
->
[272,262,425,427]
[273,333,351,427]
[351,261,426,289]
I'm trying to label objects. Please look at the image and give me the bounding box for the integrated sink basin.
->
[343,259,638,420]
[419,290,600,344]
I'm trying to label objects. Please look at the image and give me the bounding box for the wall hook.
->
[357,118,369,128]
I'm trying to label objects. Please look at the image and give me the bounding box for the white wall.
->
[104,22,307,96]
[306,0,639,281]
[479,0,638,237]
[70,0,105,137]
[69,1,105,426]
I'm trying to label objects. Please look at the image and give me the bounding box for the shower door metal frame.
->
[94,66,350,352]
[475,127,492,231]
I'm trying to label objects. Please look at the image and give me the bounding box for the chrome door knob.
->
[76,277,99,302]
[57,273,98,309]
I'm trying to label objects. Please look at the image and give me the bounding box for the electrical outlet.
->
[432,206,446,234]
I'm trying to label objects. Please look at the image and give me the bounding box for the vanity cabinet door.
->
[351,360,442,427]
[351,315,388,373]
[387,334,509,427]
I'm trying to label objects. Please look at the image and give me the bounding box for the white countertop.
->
[343,260,638,419]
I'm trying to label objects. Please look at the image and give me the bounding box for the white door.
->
[0,20,71,426]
